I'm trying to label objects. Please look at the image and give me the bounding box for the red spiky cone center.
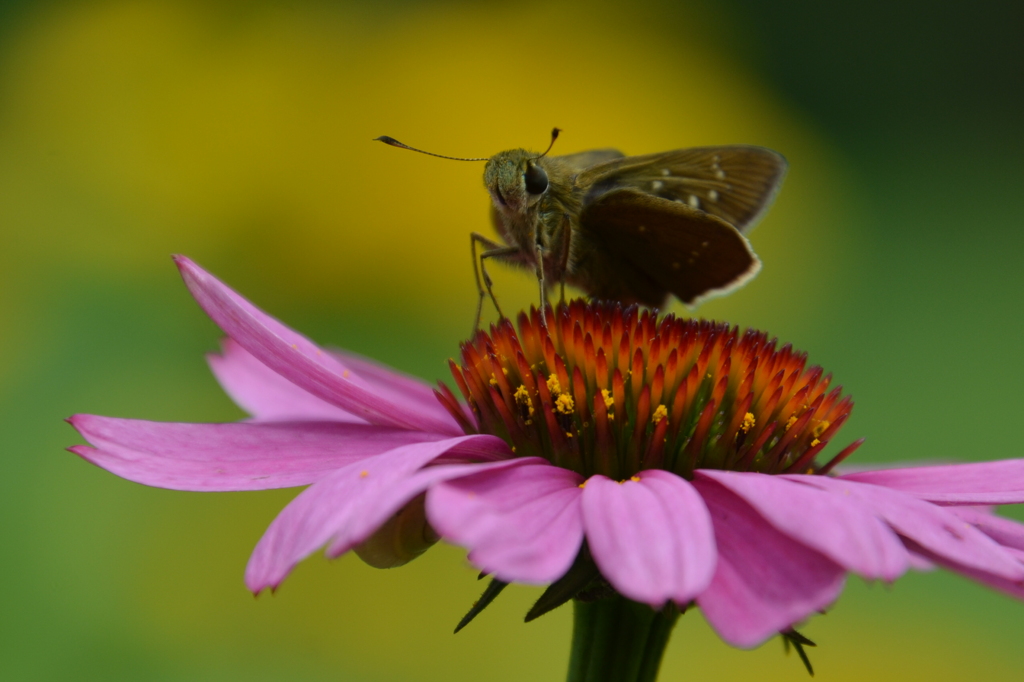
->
[434,300,862,480]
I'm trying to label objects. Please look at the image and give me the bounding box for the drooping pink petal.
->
[790,476,1024,582]
[840,460,1024,505]
[68,414,445,491]
[175,256,459,435]
[244,434,511,592]
[693,479,846,648]
[327,347,451,418]
[208,339,366,423]
[951,507,1024,552]
[697,470,908,580]
[581,471,716,606]
[905,543,1024,599]
[322,458,526,558]
[901,508,1024,601]
[427,461,585,584]
[907,551,937,571]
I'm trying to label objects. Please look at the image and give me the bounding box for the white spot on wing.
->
[715,169,726,179]
[688,195,700,208]
[708,189,719,202]
[651,180,664,191]
[661,168,671,176]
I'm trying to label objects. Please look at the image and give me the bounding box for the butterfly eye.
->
[524,163,549,195]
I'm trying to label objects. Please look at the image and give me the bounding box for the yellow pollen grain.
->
[607,414,614,422]
[652,404,668,424]
[489,374,499,386]
[813,420,831,437]
[343,370,351,379]
[547,373,562,395]
[359,470,369,478]
[514,385,535,416]
[810,438,821,447]
[601,389,615,410]
[556,393,575,415]
[785,415,798,431]
[566,432,573,438]
[741,412,756,433]
[511,446,516,453]
[291,344,298,349]
[578,481,587,489]
[630,475,641,482]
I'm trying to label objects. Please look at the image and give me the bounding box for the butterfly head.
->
[483,149,550,215]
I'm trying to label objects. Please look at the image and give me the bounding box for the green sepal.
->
[525,550,600,623]
[454,578,508,633]
[781,629,816,677]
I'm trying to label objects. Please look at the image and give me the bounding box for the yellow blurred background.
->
[2,0,1022,680]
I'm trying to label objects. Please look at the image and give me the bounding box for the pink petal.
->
[208,339,366,423]
[426,461,585,584]
[840,460,1024,504]
[899,511,1024,599]
[905,536,1024,593]
[697,470,908,581]
[328,348,450,418]
[693,479,846,648]
[68,414,443,491]
[175,256,459,435]
[790,476,1024,582]
[244,434,511,592]
[581,471,716,606]
[907,544,1024,600]
[907,551,937,571]
[951,507,1024,552]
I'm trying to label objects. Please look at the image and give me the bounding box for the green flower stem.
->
[567,596,680,682]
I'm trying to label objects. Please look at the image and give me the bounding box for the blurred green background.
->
[2,0,1022,679]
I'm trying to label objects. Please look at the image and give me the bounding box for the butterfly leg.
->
[557,214,572,304]
[470,232,518,332]
[534,240,548,324]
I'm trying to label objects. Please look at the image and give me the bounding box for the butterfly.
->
[376,130,786,329]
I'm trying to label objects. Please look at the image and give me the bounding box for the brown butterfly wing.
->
[577,146,787,233]
[575,189,761,307]
[551,148,625,171]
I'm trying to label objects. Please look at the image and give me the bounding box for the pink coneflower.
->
[69,258,1024,680]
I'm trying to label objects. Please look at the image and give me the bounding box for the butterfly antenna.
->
[534,128,562,160]
[373,136,488,161]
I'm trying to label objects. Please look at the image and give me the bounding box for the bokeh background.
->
[2,0,1023,679]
